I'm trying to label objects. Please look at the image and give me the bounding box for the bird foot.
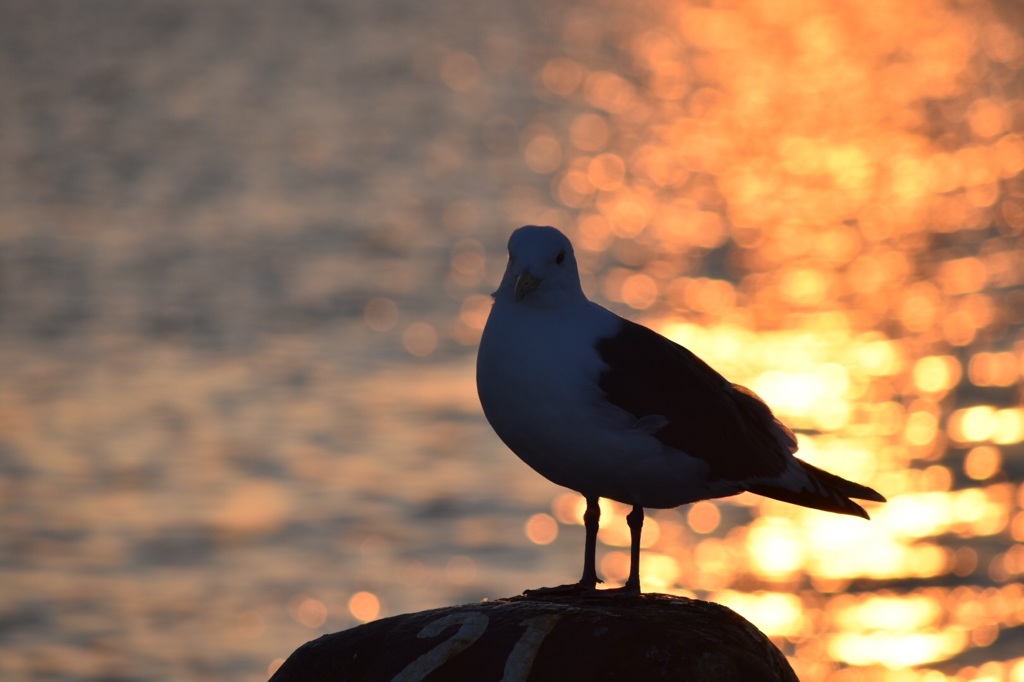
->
[522,582,641,599]
[522,582,593,598]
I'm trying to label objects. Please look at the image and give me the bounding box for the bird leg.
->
[622,505,643,594]
[570,501,643,598]
[523,496,602,597]
[579,496,601,589]
[585,504,642,597]
[524,498,645,599]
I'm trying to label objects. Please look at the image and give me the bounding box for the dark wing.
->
[595,319,796,482]
[747,459,886,518]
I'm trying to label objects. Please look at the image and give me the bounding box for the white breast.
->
[477,299,712,506]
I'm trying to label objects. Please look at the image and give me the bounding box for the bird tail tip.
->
[748,459,885,519]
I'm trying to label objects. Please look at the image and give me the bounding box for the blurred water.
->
[1,1,1024,681]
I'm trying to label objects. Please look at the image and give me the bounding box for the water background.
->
[2,1,1024,680]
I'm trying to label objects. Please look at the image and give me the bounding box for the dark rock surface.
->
[270,592,799,681]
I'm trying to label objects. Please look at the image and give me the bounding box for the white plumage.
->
[476,225,884,594]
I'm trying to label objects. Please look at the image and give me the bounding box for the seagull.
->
[476,225,885,595]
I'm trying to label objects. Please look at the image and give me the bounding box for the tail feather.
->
[747,459,886,519]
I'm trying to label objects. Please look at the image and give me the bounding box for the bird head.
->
[494,226,585,305]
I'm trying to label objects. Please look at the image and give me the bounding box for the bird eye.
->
[555,250,566,265]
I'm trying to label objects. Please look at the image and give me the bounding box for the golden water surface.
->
[0,0,1022,680]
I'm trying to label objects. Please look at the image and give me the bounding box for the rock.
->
[269,592,799,681]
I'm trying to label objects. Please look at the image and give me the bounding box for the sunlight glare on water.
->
[510,0,1024,678]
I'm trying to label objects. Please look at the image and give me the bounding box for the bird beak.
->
[514,271,541,302]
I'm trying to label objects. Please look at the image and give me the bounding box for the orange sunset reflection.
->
[500,0,1024,678]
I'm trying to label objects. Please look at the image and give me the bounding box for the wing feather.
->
[595,319,792,481]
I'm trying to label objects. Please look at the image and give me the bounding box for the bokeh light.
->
[348,592,381,624]
[524,513,559,545]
